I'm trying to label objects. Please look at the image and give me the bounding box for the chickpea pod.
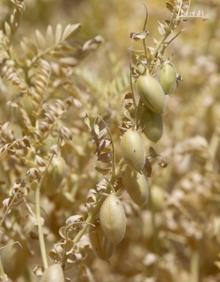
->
[120,129,145,172]
[89,223,114,260]
[40,264,65,282]
[137,74,165,114]
[1,243,28,280]
[122,166,149,206]
[99,194,126,245]
[140,106,163,143]
[159,61,177,94]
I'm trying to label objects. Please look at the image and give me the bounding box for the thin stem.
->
[0,193,16,226]
[35,184,48,270]
[73,213,93,244]
[142,3,149,59]
[72,193,107,245]
[149,2,183,73]
[144,173,158,253]
[129,62,137,110]
[161,30,182,55]
[190,249,200,282]
[98,115,116,178]
[35,138,60,269]
[0,259,5,278]
[206,130,220,171]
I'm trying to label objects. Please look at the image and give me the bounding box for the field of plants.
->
[0,0,220,281]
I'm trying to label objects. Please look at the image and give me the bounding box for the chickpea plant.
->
[0,0,207,281]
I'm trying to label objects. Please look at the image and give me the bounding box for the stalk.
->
[190,249,200,282]
[148,181,158,253]
[35,140,60,269]
[0,259,6,279]
[35,184,48,270]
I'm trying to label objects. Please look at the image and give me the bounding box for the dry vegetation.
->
[0,0,220,281]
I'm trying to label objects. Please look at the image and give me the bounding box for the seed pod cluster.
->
[40,264,65,282]
[89,222,114,260]
[99,194,126,245]
[120,129,145,172]
[122,166,148,206]
[136,63,177,143]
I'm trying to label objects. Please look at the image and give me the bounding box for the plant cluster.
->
[0,0,220,282]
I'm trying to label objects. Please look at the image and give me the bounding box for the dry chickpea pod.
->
[40,264,65,282]
[89,222,114,260]
[120,129,145,172]
[159,61,177,94]
[137,74,165,114]
[99,194,126,245]
[122,166,148,206]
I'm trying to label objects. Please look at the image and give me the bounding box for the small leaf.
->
[55,24,63,45]
[62,23,81,41]
[46,25,54,46]
[35,29,46,49]
[130,31,149,40]
[82,35,104,52]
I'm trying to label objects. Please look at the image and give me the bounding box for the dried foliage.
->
[0,0,219,282]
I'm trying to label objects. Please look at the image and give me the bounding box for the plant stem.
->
[147,178,158,253]
[35,144,59,270]
[35,184,48,270]
[142,3,149,59]
[190,249,200,282]
[73,194,106,245]
[73,213,93,244]
[0,259,5,278]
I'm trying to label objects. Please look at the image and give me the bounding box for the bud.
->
[44,155,66,195]
[99,194,126,245]
[159,61,176,94]
[120,129,145,172]
[137,74,165,113]
[89,222,114,260]
[122,166,148,206]
[40,264,65,282]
